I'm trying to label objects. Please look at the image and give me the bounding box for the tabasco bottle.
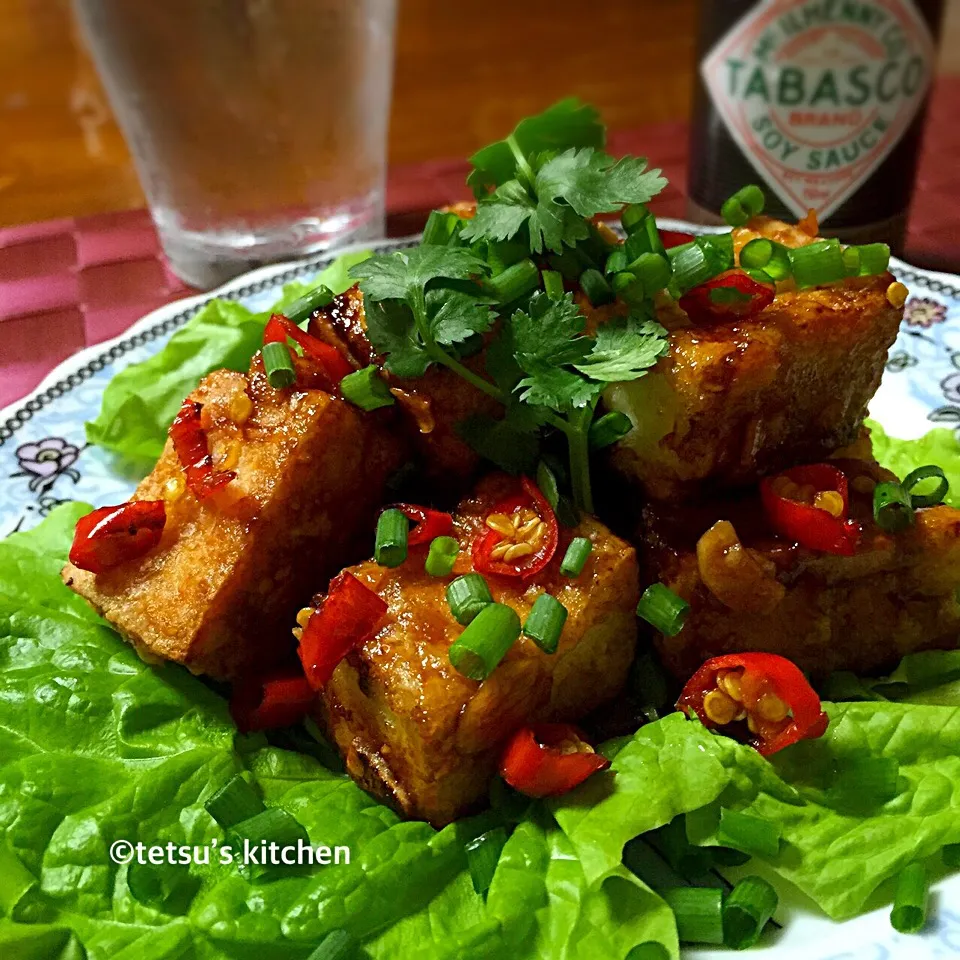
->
[688,0,945,252]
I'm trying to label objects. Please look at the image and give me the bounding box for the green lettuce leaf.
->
[867,418,960,507]
[824,648,960,706]
[0,506,677,960]
[85,251,371,465]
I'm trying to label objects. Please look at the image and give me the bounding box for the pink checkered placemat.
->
[2,77,958,410]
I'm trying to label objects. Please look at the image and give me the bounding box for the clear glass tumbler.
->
[73,0,396,288]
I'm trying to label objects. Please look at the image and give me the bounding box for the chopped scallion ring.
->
[204,774,265,829]
[605,249,628,275]
[262,341,296,389]
[448,602,521,681]
[628,252,672,294]
[486,259,540,304]
[621,203,650,235]
[723,876,779,950]
[425,536,459,577]
[307,929,353,960]
[340,365,395,411]
[226,807,309,880]
[375,508,409,568]
[890,862,929,934]
[422,209,463,246]
[721,184,766,227]
[637,584,689,636]
[536,460,561,512]
[716,808,781,859]
[542,269,565,302]
[664,886,725,945]
[740,237,792,280]
[943,843,960,868]
[523,593,568,653]
[580,268,615,306]
[446,573,493,625]
[873,481,914,532]
[560,537,592,577]
[788,238,847,288]
[844,242,890,277]
[902,464,949,509]
[465,827,508,895]
[589,411,633,450]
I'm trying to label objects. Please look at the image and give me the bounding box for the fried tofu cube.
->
[643,456,960,681]
[63,359,405,680]
[605,217,904,500]
[317,474,640,826]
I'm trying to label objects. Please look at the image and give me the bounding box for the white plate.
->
[3,222,960,957]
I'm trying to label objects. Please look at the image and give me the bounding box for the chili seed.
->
[703,689,739,725]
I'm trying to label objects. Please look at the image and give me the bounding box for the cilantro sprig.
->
[349,101,673,514]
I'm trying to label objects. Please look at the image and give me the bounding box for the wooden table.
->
[1,0,959,228]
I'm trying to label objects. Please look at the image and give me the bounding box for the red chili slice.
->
[388,504,454,547]
[677,652,829,756]
[472,476,559,580]
[660,230,696,248]
[229,671,315,734]
[500,723,610,797]
[298,571,388,689]
[169,399,236,500]
[263,313,353,388]
[761,463,861,556]
[679,269,775,326]
[68,501,166,573]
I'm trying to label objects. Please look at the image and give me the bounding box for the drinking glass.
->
[73,0,396,288]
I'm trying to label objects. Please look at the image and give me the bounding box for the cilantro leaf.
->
[537,148,668,219]
[574,315,670,382]
[511,293,591,368]
[362,299,431,378]
[427,289,496,348]
[464,149,666,255]
[467,99,605,197]
[456,403,548,475]
[517,365,602,412]
[350,246,485,303]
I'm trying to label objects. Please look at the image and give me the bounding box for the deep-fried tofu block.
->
[309,287,502,487]
[63,359,405,680]
[317,474,640,826]
[643,456,960,681]
[605,217,904,500]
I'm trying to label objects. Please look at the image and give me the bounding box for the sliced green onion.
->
[536,459,561,512]
[375,508,409,568]
[560,537,593,577]
[845,242,890,276]
[485,237,530,274]
[340,365,395,411]
[542,269,565,302]
[903,464,949,508]
[721,184,766,227]
[486,259,540,304]
[629,252,672,294]
[890,862,929,934]
[625,944,670,960]
[465,827,508,895]
[580,268,615,306]
[226,807,310,880]
[716,808,781,859]
[422,209,462,246]
[637,584,689,637]
[873,481,914,532]
[523,593,567,653]
[842,245,861,276]
[668,242,722,297]
[723,876,779,950]
[605,249,628,275]
[740,237,792,281]
[712,847,751,867]
[649,818,714,880]
[698,233,735,272]
[788,238,847,288]
[205,774,265,829]
[448,602,521,681]
[307,929,353,960]
[612,271,639,302]
[425,536,459,577]
[621,203,650,235]
[943,843,960,868]
[664,886,725,944]
[589,410,633,449]
[262,341,296,389]
[624,211,667,261]
[127,859,199,911]
[282,284,335,325]
[446,573,493,625]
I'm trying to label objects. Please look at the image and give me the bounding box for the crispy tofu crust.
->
[643,456,960,680]
[606,217,904,500]
[317,474,640,826]
[63,360,405,680]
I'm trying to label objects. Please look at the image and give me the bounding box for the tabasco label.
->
[702,0,935,220]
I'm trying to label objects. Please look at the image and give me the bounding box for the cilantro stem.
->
[565,402,597,515]
[409,287,507,405]
[506,134,537,191]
